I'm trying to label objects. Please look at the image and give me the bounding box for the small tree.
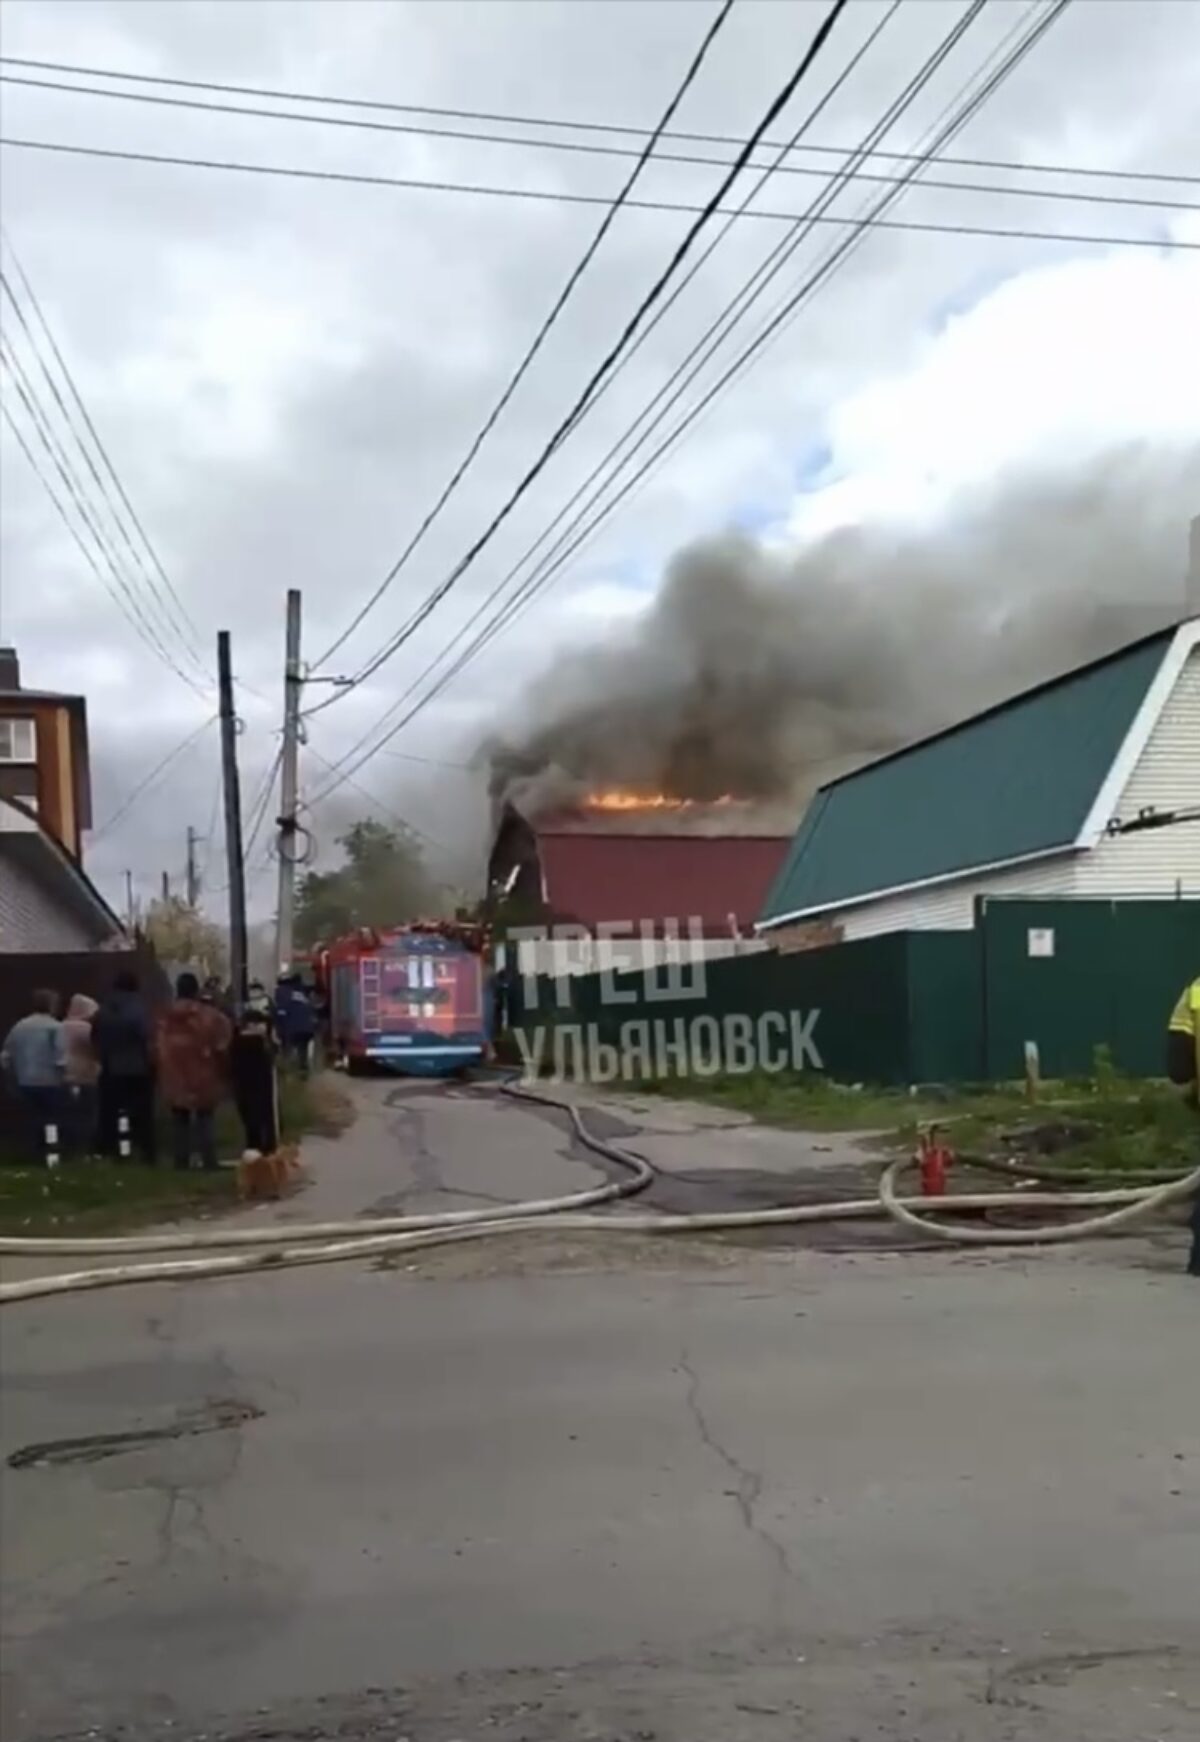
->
[142,895,228,979]
[295,819,438,948]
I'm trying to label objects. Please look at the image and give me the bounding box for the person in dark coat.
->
[92,971,158,1164]
[274,974,318,1076]
[232,990,279,1156]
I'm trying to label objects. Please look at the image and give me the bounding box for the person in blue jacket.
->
[274,974,318,1076]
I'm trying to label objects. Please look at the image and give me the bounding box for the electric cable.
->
[7,70,1196,215]
[92,714,217,839]
[3,51,1193,189]
[243,743,284,860]
[314,0,737,668]
[301,0,1010,794]
[3,142,1190,253]
[0,342,212,696]
[307,0,900,695]
[310,0,989,758]
[0,230,207,665]
[305,0,851,697]
[308,0,1086,794]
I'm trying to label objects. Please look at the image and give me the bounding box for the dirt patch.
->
[7,1398,263,1469]
[303,1074,358,1138]
[59,1639,1200,1741]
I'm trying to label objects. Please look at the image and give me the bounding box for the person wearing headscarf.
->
[61,993,100,1158]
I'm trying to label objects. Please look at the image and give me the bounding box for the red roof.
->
[536,831,789,934]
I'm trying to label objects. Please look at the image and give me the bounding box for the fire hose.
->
[0,1083,1195,1305]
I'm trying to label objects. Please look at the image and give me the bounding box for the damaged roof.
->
[506,802,794,933]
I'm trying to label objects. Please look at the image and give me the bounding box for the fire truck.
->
[311,921,491,1078]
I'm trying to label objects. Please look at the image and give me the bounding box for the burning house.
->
[487,792,795,978]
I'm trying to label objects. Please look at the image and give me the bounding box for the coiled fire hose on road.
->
[0,1083,1195,1304]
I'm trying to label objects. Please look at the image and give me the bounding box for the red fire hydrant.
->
[918,1126,954,1197]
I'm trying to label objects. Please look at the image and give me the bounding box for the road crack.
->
[677,1346,801,1599]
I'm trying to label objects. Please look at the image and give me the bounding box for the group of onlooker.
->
[0,968,318,1170]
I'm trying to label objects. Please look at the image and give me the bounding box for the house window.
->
[0,718,36,763]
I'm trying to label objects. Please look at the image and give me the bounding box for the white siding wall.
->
[0,849,95,952]
[830,642,1199,938]
[839,856,1080,939]
[1075,643,1200,897]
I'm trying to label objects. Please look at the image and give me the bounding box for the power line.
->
[305,0,853,703]
[311,0,901,696]
[314,0,737,668]
[375,748,476,772]
[197,757,223,891]
[244,742,284,859]
[8,133,1197,243]
[92,714,216,838]
[309,0,1081,800]
[302,739,454,863]
[311,0,986,745]
[0,230,207,666]
[0,340,212,695]
[472,0,1081,683]
[300,0,1005,793]
[6,70,1198,215]
[3,51,1194,189]
[304,0,1000,800]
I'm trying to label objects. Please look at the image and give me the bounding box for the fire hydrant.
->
[918,1126,954,1197]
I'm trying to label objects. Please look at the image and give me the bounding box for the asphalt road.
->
[1,1082,1197,1741]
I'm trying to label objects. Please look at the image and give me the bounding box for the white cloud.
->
[783,242,1200,542]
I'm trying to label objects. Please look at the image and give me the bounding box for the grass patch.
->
[631,1069,1195,1175]
[631,1069,1025,1134]
[0,1067,357,1236]
[0,1163,239,1237]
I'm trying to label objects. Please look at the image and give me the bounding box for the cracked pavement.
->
[1,1080,1198,1740]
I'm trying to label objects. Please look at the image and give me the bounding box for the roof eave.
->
[759,616,1199,932]
[1073,617,1199,847]
[757,840,1080,932]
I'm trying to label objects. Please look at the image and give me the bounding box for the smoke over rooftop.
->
[485,443,1199,821]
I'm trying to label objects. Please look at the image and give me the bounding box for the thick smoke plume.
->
[486,444,1198,820]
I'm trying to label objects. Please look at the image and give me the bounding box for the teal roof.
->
[761,626,1175,925]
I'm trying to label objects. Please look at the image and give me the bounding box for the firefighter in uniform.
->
[1166,976,1200,1276]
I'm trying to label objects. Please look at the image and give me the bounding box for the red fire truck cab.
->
[313,921,491,1077]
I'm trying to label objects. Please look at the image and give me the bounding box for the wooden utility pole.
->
[124,869,135,931]
[275,587,303,976]
[218,630,249,1009]
[185,825,199,907]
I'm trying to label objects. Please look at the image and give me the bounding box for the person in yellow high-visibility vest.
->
[1167,977,1200,1276]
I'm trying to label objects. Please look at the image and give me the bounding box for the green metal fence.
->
[972,897,1199,1080]
[512,897,1198,1086]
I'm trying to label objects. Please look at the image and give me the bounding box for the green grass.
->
[630,1068,1025,1133]
[631,1069,1196,1176]
[0,1163,241,1237]
[0,1068,356,1236]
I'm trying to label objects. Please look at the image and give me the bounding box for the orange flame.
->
[584,790,736,811]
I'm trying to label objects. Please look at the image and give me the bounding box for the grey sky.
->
[0,0,1197,919]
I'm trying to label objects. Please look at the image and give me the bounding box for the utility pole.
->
[161,870,170,902]
[124,869,135,932]
[275,587,303,976]
[185,826,199,907]
[218,630,249,1009]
